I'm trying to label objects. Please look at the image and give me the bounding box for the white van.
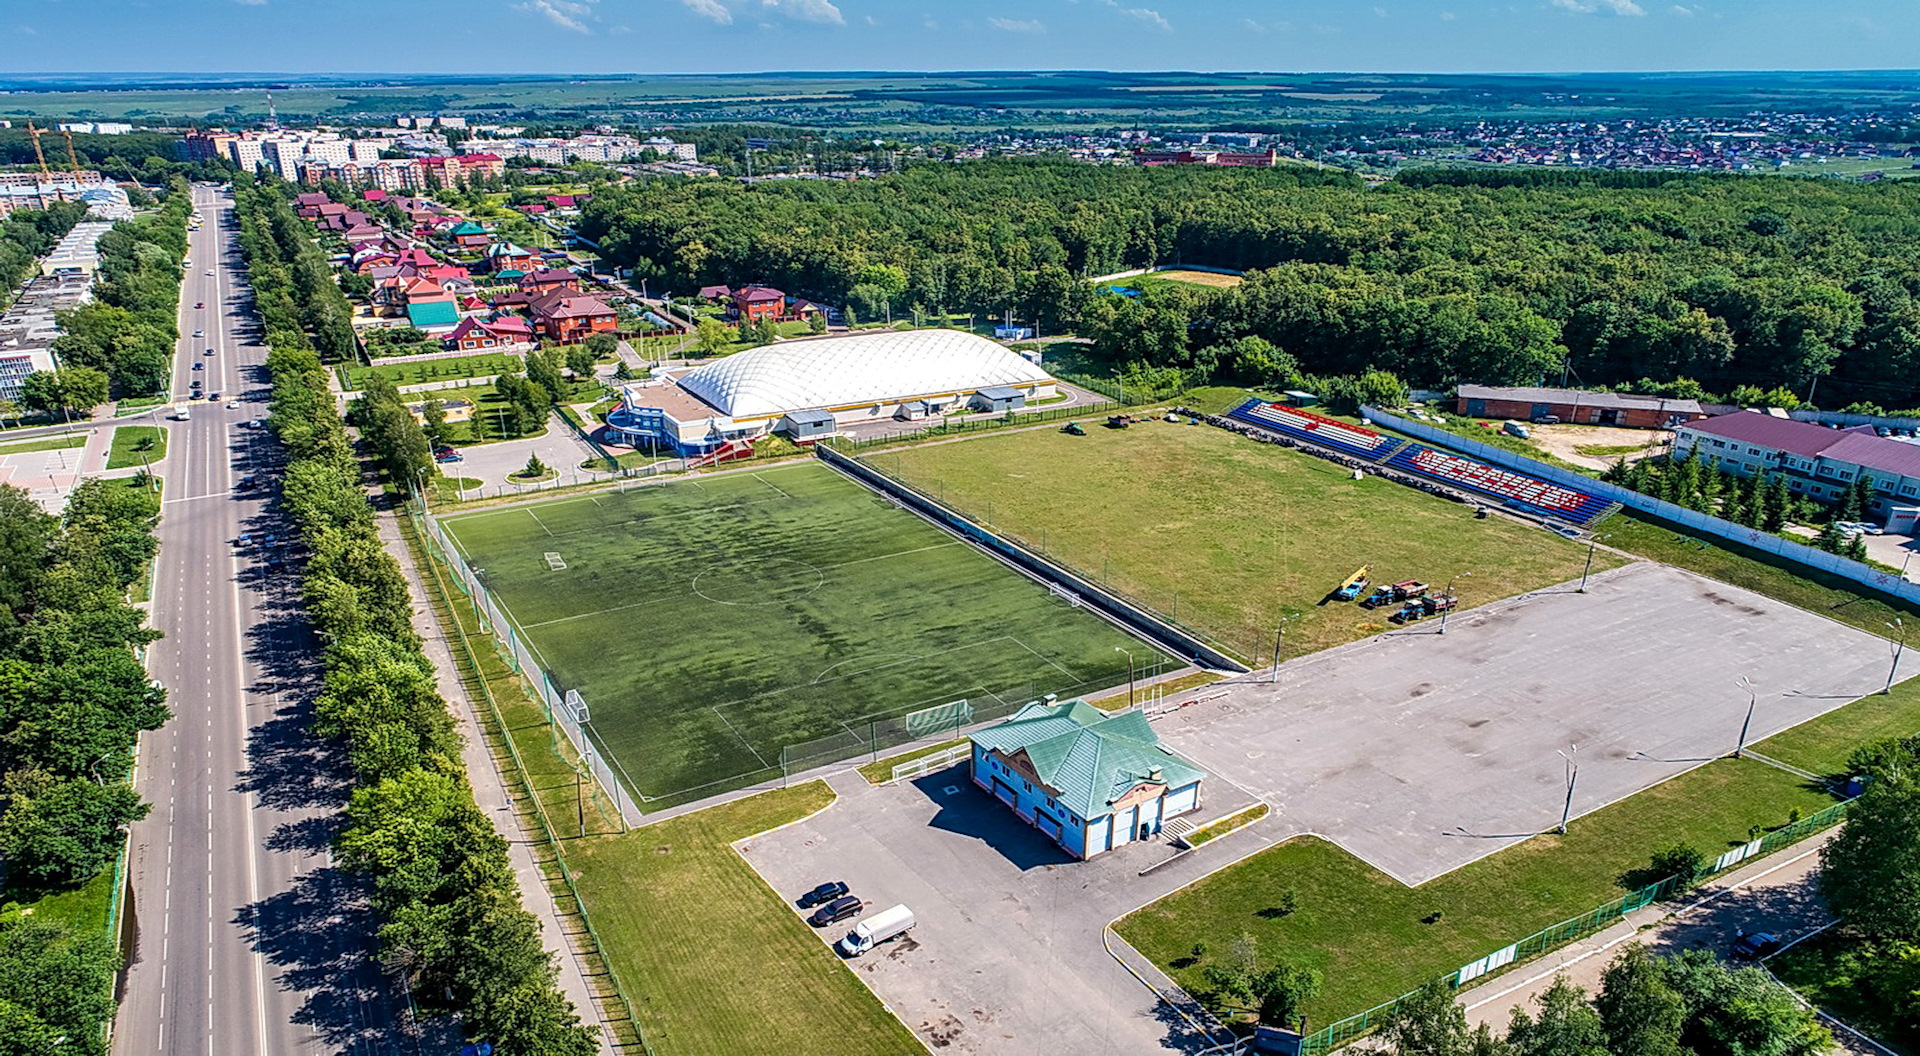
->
[169,404,191,421]
[837,904,915,957]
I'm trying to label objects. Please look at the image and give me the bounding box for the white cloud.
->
[1439,9,1455,19]
[988,16,1045,32]
[16,22,35,32]
[762,0,845,24]
[1670,3,1695,13]
[1119,6,1170,30]
[923,13,939,29]
[683,0,732,23]
[1373,5,1388,15]
[1240,18,1293,34]
[234,0,267,6]
[1551,0,1646,13]
[515,0,593,31]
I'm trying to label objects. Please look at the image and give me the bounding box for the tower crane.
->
[23,119,52,179]
[60,127,83,177]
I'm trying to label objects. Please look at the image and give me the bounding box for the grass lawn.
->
[568,785,921,1056]
[114,394,169,417]
[856,737,969,784]
[105,425,167,470]
[343,352,523,391]
[0,433,88,456]
[1116,757,1838,1025]
[1087,669,1223,711]
[1604,511,1919,641]
[880,421,1610,661]
[2,865,116,934]
[1751,673,1920,777]
[438,461,1171,806]
[1132,269,1246,290]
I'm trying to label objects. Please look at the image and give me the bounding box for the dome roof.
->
[680,329,1053,419]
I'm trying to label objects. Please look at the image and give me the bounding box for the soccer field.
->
[438,463,1172,806]
[879,421,1613,660]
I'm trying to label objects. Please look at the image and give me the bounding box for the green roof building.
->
[406,300,461,332]
[970,699,1206,859]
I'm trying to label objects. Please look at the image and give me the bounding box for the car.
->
[797,881,849,909]
[208,392,220,401]
[1531,414,1562,425]
[192,329,204,338]
[236,475,256,490]
[1732,932,1781,960]
[248,417,264,427]
[227,401,240,410]
[205,348,215,355]
[194,301,204,309]
[192,362,204,371]
[204,269,215,276]
[236,533,252,547]
[434,448,464,464]
[807,895,864,928]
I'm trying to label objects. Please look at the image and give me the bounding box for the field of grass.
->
[343,352,523,391]
[438,462,1171,806]
[0,433,87,456]
[105,425,166,470]
[1604,510,1919,641]
[879,421,1609,661]
[568,785,922,1056]
[1117,757,1838,1025]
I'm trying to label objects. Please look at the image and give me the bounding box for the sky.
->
[9,0,1920,75]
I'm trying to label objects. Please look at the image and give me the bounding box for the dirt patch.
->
[1152,269,1244,288]
[1525,424,1671,471]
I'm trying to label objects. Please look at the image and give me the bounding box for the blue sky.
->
[11,0,1918,74]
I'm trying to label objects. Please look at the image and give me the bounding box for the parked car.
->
[808,895,864,928]
[1732,932,1781,960]
[208,393,220,402]
[236,533,252,547]
[434,447,464,464]
[1531,414,1562,425]
[797,881,849,909]
[236,475,256,490]
[1502,420,1531,439]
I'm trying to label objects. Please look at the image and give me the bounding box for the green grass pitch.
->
[438,462,1173,806]
[879,420,1613,660]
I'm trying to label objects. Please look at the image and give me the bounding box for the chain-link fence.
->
[413,504,645,826]
[1298,797,1855,1055]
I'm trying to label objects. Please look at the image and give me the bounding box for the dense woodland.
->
[577,161,1920,409]
[236,179,597,1056]
[0,478,168,1052]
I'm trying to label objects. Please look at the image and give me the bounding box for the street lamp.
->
[1579,534,1612,592]
[1556,743,1580,834]
[1885,619,1907,695]
[1438,572,1471,634]
[1270,614,1295,684]
[1114,646,1136,709]
[1734,676,1758,758]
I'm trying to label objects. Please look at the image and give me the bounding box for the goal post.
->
[904,698,972,739]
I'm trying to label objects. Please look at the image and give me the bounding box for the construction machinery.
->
[1361,580,1429,609]
[1390,593,1458,624]
[1105,414,1134,429]
[1060,421,1086,436]
[23,120,52,179]
[1333,565,1372,602]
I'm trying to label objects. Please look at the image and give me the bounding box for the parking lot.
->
[1154,560,1907,884]
[739,770,1264,1056]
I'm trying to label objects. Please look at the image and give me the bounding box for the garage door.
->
[992,779,1016,807]
[1036,813,1062,842]
[1164,785,1198,817]
[1086,816,1110,855]
[1112,807,1136,846]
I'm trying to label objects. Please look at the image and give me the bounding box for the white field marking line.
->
[710,705,771,768]
[526,507,555,537]
[1009,634,1082,680]
[1463,840,1830,1012]
[753,472,793,500]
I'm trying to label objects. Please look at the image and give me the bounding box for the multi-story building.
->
[1673,411,1920,525]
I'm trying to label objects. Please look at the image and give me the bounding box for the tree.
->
[1813,520,1846,554]
[1506,975,1607,1056]
[695,318,733,357]
[420,397,451,452]
[807,311,827,334]
[521,453,549,479]
[1201,931,1262,1010]
[1820,771,1920,943]
[1657,949,1831,1056]
[1251,959,1321,1027]
[1839,474,1875,524]
[525,349,566,399]
[1595,944,1686,1056]
[20,367,110,417]
[0,916,120,1054]
[1762,475,1791,532]
[1382,980,1478,1056]
[1649,843,1706,886]
[0,769,151,886]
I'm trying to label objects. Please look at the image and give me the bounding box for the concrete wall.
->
[1363,405,1920,605]
[817,444,1249,672]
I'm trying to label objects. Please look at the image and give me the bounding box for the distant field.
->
[1137,269,1245,289]
[879,421,1608,661]
[438,462,1170,806]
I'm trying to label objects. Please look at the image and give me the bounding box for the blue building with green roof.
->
[970,699,1206,859]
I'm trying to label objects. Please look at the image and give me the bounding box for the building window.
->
[1748,447,1761,456]
[1903,484,1917,496]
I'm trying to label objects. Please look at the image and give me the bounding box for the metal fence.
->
[412,504,646,826]
[824,399,1126,453]
[1299,797,1855,1055]
[1362,406,1920,607]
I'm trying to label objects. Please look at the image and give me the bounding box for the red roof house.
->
[518,268,579,295]
[444,315,535,351]
[529,289,618,345]
[731,285,785,324]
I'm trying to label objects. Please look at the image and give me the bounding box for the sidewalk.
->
[1458,829,1883,1056]
[376,506,609,1049]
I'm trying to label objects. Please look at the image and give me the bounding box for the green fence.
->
[1299,797,1854,1055]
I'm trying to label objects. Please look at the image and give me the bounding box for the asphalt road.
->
[113,186,410,1056]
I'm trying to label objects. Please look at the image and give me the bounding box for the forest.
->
[576,161,1920,409]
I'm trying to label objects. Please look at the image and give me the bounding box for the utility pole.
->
[1115,647,1136,709]
[1438,572,1471,634]
[1886,619,1907,695]
[1579,534,1610,592]
[1556,744,1580,834]
[1734,676,1757,758]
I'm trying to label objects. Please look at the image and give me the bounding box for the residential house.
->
[483,242,536,276]
[294,192,331,217]
[529,288,618,345]
[731,284,786,325]
[519,267,579,296]
[969,700,1206,860]
[698,284,731,301]
[444,314,535,351]
[447,220,491,248]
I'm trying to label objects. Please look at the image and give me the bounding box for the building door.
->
[1599,409,1619,426]
[1112,806,1136,846]
[1036,813,1062,842]
[992,779,1016,808]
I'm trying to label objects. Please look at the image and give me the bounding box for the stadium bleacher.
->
[1384,444,1612,525]
[1227,399,1405,460]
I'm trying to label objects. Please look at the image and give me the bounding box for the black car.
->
[797,881,849,909]
[1732,932,1781,960]
[807,895,863,928]
[236,474,256,490]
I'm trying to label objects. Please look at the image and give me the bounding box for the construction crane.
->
[60,127,83,177]
[23,119,52,180]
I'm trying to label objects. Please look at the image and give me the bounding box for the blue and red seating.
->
[1227,399,1404,461]
[1384,444,1611,525]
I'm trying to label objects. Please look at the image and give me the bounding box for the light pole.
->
[1885,619,1907,695]
[1270,615,1294,683]
[1579,534,1611,592]
[1438,572,1471,634]
[1115,646,1136,709]
[1556,743,1580,834]
[1734,676,1757,758]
